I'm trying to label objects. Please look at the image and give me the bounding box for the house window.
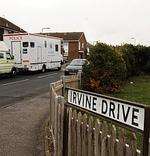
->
[55,44,59,52]
[30,42,35,48]
[82,43,84,48]
[78,42,81,50]
[23,42,29,47]
[63,42,69,56]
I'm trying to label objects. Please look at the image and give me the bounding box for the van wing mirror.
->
[11,55,14,59]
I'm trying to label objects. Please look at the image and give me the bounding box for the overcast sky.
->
[0,0,149,45]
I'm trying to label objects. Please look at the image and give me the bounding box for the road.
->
[0,70,63,108]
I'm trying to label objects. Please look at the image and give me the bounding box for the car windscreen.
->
[70,59,85,66]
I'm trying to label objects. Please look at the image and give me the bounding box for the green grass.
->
[110,75,150,149]
[112,75,150,105]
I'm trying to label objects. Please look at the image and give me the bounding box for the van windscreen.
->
[0,53,4,59]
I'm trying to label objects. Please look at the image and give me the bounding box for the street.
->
[0,70,63,108]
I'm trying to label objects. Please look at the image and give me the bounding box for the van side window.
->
[30,42,35,48]
[49,44,53,53]
[23,42,29,47]
[23,49,28,54]
[55,44,59,52]
[44,41,47,48]
[0,53,4,59]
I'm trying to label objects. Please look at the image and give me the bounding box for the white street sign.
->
[68,89,145,131]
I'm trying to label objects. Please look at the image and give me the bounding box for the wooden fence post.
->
[109,125,116,156]
[77,71,82,89]
[143,107,150,156]
[93,119,100,156]
[62,76,66,96]
[67,108,72,156]
[149,132,150,156]
[63,107,69,156]
[50,83,54,126]
[56,95,65,156]
[59,96,65,156]
[76,112,82,156]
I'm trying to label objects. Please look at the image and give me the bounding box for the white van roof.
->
[0,41,9,51]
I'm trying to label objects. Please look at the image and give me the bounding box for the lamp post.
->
[131,37,136,45]
[41,27,51,33]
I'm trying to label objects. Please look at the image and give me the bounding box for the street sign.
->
[68,88,145,131]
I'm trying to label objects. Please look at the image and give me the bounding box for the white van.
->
[3,33,63,72]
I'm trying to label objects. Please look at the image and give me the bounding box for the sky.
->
[0,0,150,45]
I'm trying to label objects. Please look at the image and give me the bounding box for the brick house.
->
[0,17,25,41]
[41,32,88,61]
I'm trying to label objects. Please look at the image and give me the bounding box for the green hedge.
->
[82,43,127,93]
[117,44,150,76]
[82,43,150,94]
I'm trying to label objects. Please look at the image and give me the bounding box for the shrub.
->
[82,43,127,93]
[117,44,150,76]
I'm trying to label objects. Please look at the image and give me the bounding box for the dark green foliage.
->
[82,42,150,94]
[116,44,150,76]
[82,43,127,93]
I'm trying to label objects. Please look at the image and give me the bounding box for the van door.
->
[37,46,42,63]
[11,42,21,64]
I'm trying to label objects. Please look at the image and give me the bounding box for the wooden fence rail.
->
[45,74,149,156]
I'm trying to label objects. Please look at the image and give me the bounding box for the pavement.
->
[0,92,50,156]
[0,69,64,156]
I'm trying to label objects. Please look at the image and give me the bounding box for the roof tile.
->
[41,32,83,41]
[0,17,26,32]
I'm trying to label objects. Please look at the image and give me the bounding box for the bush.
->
[82,43,127,94]
[117,44,150,76]
[143,60,150,72]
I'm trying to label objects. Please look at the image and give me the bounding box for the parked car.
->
[0,41,16,75]
[64,59,87,75]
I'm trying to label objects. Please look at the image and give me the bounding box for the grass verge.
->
[111,74,150,105]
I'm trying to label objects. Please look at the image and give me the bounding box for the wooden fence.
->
[45,75,79,156]
[45,74,150,156]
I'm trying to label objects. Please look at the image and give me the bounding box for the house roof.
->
[41,32,84,41]
[0,17,26,32]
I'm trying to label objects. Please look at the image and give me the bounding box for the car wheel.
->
[42,65,46,73]
[11,68,17,76]
[57,66,61,71]
[64,71,69,75]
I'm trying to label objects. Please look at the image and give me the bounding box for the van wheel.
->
[61,60,63,65]
[42,65,46,73]
[11,68,17,76]
[57,66,61,71]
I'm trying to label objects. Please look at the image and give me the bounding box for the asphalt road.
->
[0,70,63,108]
